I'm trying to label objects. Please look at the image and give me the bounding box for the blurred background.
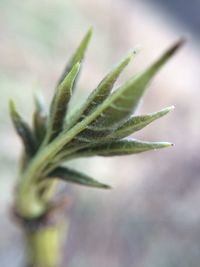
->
[0,0,200,266]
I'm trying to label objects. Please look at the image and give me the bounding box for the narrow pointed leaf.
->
[58,39,183,152]
[46,63,80,142]
[47,40,183,158]
[69,139,173,158]
[89,39,184,129]
[107,106,174,139]
[33,91,48,144]
[9,99,37,156]
[58,28,92,87]
[66,50,137,131]
[48,167,111,189]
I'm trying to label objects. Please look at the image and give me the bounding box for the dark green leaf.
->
[9,99,37,156]
[48,166,111,189]
[45,63,80,143]
[107,106,174,139]
[57,28,92,87]
[66,50,136,131]
[69,139,173,158]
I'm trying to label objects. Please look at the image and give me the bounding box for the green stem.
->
[25,222,67,267]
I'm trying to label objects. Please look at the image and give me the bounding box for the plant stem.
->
[16,112,98,218]
[25,226,60,267]
[24,220,67,267]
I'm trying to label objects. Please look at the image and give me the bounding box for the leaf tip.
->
[150,141,174,151]
[174,37,186,50]
[132,44,142,55]
[160,105,175,116]
[160,142,174,148]
[83,27,93,45]
[128,50,137,61]
[87,26,93,37]
[166,37,186,59]
[127,46,140,61]
[102,184,112,189]
[168,105,175,111]
[120,48,139,69]
[9,98,16,115]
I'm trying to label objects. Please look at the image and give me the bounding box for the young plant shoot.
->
[10,28,184,267]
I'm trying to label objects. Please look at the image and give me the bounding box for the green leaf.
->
[9,99,37,156]
[34,40,183,171]
[88,39,184,130]
[48,167,111,189]
[58,39,183,152]
[107,106,174,139]
[68,139,173,158]
[66,50,137,131]
[57,27,92,87]
[33,91,47,145]
[45,63,80,143]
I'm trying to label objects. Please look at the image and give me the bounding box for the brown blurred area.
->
[0,0,200,266]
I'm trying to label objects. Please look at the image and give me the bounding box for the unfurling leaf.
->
[48,167,111,189]
[107,106,174,139]
[9,99,37,156]
[58,28,92,87]
[45,63,80,143]
[69,139,173,158]
[33,91,47,145]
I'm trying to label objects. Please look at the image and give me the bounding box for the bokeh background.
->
[0,0,200,266]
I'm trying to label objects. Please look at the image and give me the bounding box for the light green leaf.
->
[107,106,174,139]
[9,99,37,156]
[45,63,80,143]
[57,28,92,87]
[33,91,47,145]
[66,50,137,131]
[48,167,111,189]
[69,139,173,158]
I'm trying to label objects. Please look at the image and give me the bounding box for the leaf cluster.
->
[10,29,184,192]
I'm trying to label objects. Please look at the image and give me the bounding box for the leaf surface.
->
[49,166,111,189]
[69,139,173,158]
[9,100,37,156]
[46,63,80,142]
[57,28,92,87]
[107,106,174,139]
